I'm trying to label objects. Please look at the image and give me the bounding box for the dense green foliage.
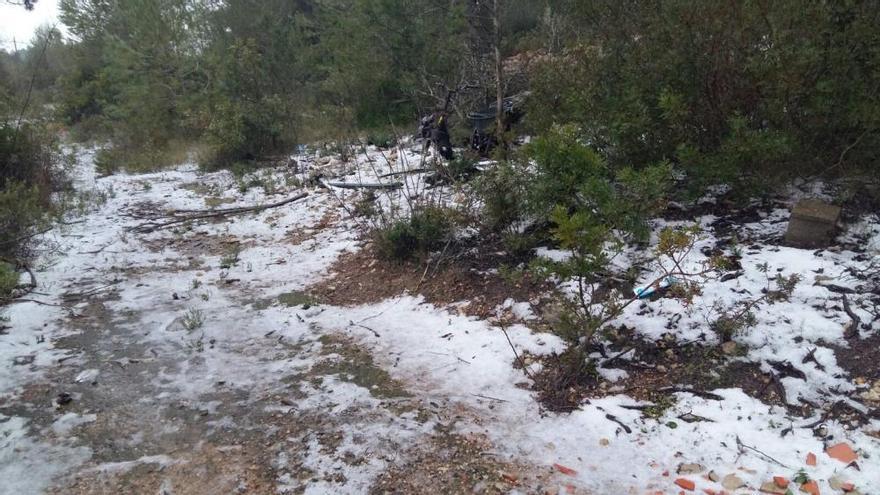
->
[0,122,62,263]
[1,25,67,283]
[373,206,453,261]
[3,0,879,281]
[35,0,878,189]
[528,0,880,191]
[54,0,476,169]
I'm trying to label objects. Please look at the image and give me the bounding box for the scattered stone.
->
[599,438,609,446]
[707,471,720,482]
[75,368,100,385]
[12,355,35,366]
[722,473,746,490]
[55,392,73,407]
[721,341,738,355]
[674,478,695,491]
[784,199,841,248]
[859,381,880,402]
[826,443,858,464]
[828,476,845,490]
[677,463,705,475]
[760,480,787,494]
[500,471,518,484]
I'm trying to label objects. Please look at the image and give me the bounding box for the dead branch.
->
[129,192,309,233]
[658,386,724,401]
[842,293,861,339]
[378,168,430,178]
[498,321,535,381]
[605,413,632,433]
[325,180,402,190]
[735,435,792,469]
[472,393,508,402]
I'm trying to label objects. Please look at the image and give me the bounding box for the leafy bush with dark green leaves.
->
[373,207,453,261]
[528,1,880,194]
[525,125,670,240]
[0,262,19,299]
[477,161,527,233]
[0,123,61,261]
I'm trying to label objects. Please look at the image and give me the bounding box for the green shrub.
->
[374,221,419,261]
[94,147,121,177]
[524,125,671,242]
[0,262,19,299]
[0,123,61,261]
[528,2,880,194]
[95,139,200,176]
[365,130,396,148]
[442,153,480,183]
[0,182,46,259]
[476,161,528,232]
[373,207,454,261]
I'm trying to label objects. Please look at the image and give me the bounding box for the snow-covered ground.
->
[0,145,878,494]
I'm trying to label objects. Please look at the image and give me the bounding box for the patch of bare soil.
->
[309,246,552,319]
[828,333,880,425]
[59,443,279,495]
[370,431,556,495]
[285,210,340,246]
[833,332,880,382]
[142,230,254,257]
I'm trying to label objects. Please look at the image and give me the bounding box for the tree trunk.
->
[493,0,504,143]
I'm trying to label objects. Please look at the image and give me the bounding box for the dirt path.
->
[0,152,551,494]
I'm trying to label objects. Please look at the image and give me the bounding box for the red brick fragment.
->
[826,443,858,464]
[774,476,789,487]
[801,480,820,495]
[806,452,817,466]
[553,463,577,476]
[675,478,696,491]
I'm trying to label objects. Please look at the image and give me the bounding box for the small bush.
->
[373,207,453,261]
[94,139,198,176]
[476,161,528,232]
[182,308,205,331]
[365,130,396,148]
[0,262,19,299]
[0,182,47,260]
[0,123,62,261]
[440,153,479,183]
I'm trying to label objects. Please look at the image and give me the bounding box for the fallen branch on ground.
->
[128,192,309,233]
[378,168,430,178]
[735,435,792,469]
[605,413,632,433]
[842,293,861,339]
[498,321,535,381]
[325,180,402,190]
[658,386,724,401]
